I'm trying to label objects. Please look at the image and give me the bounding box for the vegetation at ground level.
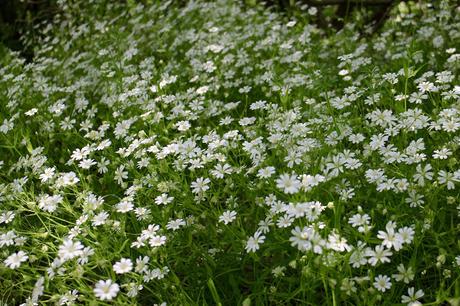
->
[0,0,459,305]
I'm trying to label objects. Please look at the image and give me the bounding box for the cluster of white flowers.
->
[0,0,458,304]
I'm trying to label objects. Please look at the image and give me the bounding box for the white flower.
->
[77,247,94,265]
[196,85,209,94]
[166,219,186,231]
[175,120,191,132]
[366,245,392,266]
[433,148,452,159]
[405,190,425,207]
[239,117,256,126]
[113,258,133,274]
[271,266,286,277]
[250,100,267,110]
[413,164,433,186]
[126,283,143,298]
[4,251,28,269]
[340,278,357,295]
[135,256,150,273]
[300,174,325,190]
[116,200,134,213]
[365,168,386,184]
[38,194,63,213]
[191,177,210,194]
[377,221,403,251]
[454,255,460,267]
[245,231,265,253]
[276,215,293,228]
[0,230,17,247]
[327,232,351,252]
[218,210,237,225]
[149,85,158,93]
[398,227,415,244]
[210,163,232,179]
[96,139,112,151]
[155,193,174,205]
[79,158,96,169]
[134,207,150,221]
[349,242,368,268]
[92,211,109,226]
[373,274,392,292]
[94,279,119,301]
[290,225,325,254]
[348,213,371,233]
[25,108,38,116]
[97,157,110,174]
[339,69,349,76]
[286,20,296,27]
[401,287,424,305]
[58,239,84,261]
[348,133,365,143]
[417,81,437,93]
[114,165,128,184]
[0,211,16,224]
[219,116,233,125]
[58,289,79,305]
[257,166,276,179]
[56,172,79,187]
[438,170,459,190]
[276,173,301,194]
[71,148,89,161]
[393,264,414,283]
[308,6,317,15]
[39,167,56,183]
[149,235,167,247]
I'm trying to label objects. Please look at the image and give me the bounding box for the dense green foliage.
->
[0,0,459,305]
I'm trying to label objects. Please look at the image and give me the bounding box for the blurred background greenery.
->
[0,0,413,61]
[0,0,59,60]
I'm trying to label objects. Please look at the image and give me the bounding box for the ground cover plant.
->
[0,0,459,305]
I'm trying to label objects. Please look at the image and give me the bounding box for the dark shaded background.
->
[0,0,60,59]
